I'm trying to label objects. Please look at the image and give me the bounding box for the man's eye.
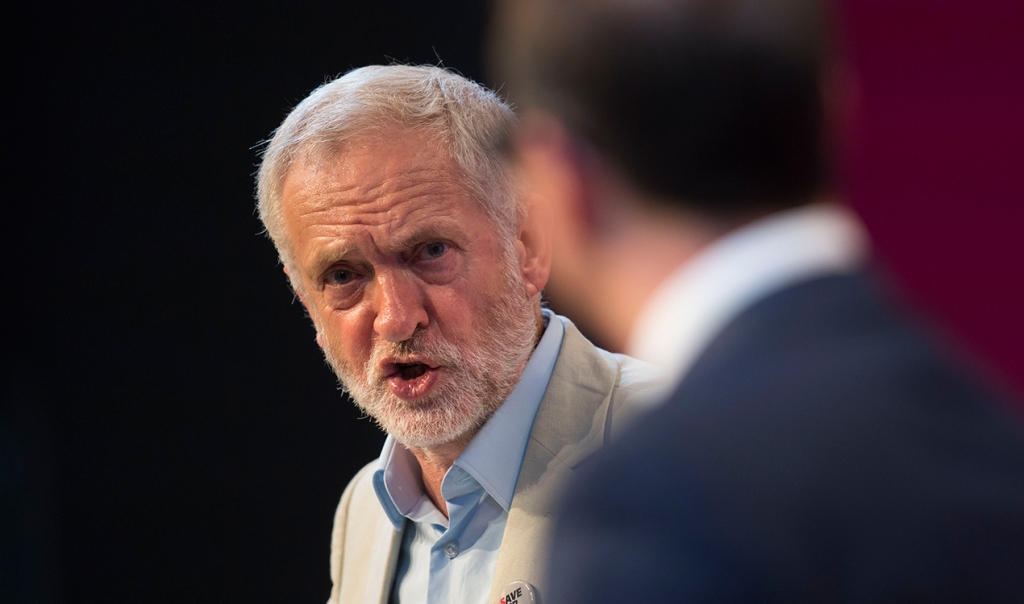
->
[325,268,354,285]
[419,242,449,260]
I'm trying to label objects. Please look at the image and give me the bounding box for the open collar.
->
[372,310,565,528]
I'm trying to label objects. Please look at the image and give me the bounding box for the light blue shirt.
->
[371,310,566,604]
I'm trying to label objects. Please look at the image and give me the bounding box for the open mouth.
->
[395,362,428,381]
[381,358,441,400]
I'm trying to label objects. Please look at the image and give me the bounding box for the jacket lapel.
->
[330,463,404,604]
[487,321,620,604]
[363,516,404,604]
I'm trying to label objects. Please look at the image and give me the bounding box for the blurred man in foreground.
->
[256,65,662,604]
[490,0,1024,600]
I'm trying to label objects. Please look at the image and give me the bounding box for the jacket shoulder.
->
[601,349,669,440]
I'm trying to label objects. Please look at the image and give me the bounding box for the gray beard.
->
[318,253,539,449]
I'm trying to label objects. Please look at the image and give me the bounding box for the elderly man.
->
[255,65,662,604]
[489,0,1024,602]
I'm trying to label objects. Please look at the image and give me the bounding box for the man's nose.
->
[372,271,429,343]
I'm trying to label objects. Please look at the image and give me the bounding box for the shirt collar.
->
[627,202,869,383]
[372,309,566,529]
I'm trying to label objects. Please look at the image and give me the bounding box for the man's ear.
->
[283,265,325,349]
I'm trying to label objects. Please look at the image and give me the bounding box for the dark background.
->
[4,1,1022,603]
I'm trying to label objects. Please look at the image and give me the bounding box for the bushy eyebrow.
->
[305,245,356,286]
[305,219,467,285]
[381,221,462,254]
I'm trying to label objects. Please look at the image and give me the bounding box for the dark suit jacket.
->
[549,273,1024,603]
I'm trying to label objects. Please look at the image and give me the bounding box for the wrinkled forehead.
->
[281,130,503,245]
[286,131,463,204]
[297,129,465,197]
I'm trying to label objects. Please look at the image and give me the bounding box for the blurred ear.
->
[513,111,600,239]
[283,265,324,349]
[821,59,862,172]
[512,111,611,337]
[516,189,552,298]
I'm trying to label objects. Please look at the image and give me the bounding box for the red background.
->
[838,1,1024,395]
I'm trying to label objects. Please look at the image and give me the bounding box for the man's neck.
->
[588,208,725,351]
[407,440,467,518]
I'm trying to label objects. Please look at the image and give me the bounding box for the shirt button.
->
[443,542,459,558]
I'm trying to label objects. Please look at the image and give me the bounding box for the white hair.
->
[256,64,522,274]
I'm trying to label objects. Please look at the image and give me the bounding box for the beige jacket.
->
[327,319,665,604]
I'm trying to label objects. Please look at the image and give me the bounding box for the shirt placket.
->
[425,467,486,604]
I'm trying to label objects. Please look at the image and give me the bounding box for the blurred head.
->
[256,66,550,448]
[489,0,835,213]
[488,0,839,347]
